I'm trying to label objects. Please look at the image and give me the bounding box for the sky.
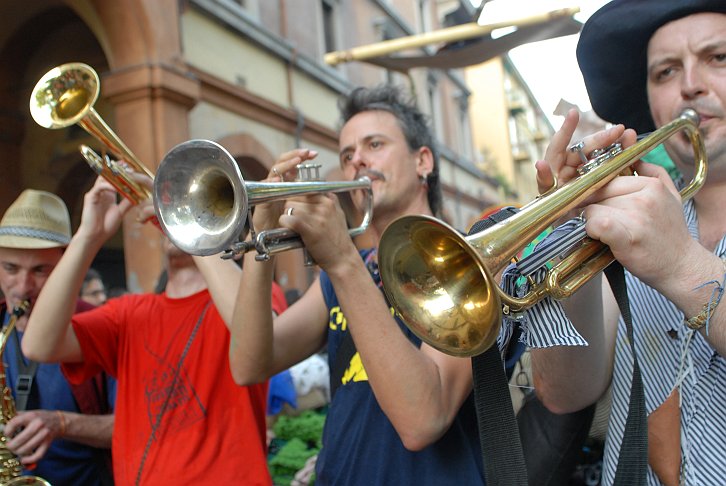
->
[473,0,612,126]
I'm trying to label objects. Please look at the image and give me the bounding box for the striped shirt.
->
[504,198,726,485]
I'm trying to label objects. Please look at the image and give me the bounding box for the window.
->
[427,74,444,139]
[456,92,474,159]
[322,0,337,53]
[418,0,432,32]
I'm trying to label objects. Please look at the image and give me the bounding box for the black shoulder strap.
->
[11,326,40,412]
[469,209,528,485]
[604,262,648,484]
[471,210,647,485]
[472,348,528,485]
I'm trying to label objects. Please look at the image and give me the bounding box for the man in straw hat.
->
[0,189,114,485]
[517,1,726,485]
[22,173,284,484]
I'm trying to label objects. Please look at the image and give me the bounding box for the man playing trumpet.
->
[20,175,284,485]
[527,1,726,485]
[228,85,541,484]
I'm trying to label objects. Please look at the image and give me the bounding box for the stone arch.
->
[0,0,192,292]
[217,133,276,182]
[0,3,108,209]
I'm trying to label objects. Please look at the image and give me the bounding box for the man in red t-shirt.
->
[22,177,285,485]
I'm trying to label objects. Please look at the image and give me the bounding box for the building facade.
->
[467,55,554,206]
[1,0,500,295]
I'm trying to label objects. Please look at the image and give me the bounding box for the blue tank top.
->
[316,249,484,485]
[2,310,115,486]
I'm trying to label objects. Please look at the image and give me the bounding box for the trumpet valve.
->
[577,142,623,175]
[296,163,323,182]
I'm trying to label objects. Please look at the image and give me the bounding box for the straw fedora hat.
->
[0,189,72,249]
[577,0,726,134]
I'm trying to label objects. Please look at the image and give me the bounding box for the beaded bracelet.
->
[684,257,726,331]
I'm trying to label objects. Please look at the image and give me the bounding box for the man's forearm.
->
[23,234,100,363]
[228,252,276,384]
[59,412,114,449]
[193,255,242,325]
[531,275,615,413]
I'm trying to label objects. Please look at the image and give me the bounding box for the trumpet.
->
[153,139,373,259]
[29,62,153,204]
[378,109,707,357]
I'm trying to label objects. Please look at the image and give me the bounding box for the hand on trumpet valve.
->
[242,148,321,239]
[538,108,637,195]
[78,177,134,240]
[115,170,159,227]
[268,148,319,181]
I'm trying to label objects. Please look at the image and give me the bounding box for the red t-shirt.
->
[63,290,272,485]
[271,281,288,316]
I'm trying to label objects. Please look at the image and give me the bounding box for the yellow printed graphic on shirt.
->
[329,306,347,332]
[329,304,399,387]
[341,351,368,385]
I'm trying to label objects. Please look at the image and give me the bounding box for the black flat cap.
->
[577,0,726,133]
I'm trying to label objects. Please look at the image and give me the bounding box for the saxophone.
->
[0,301,50,486]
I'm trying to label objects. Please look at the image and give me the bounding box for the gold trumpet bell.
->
[29,62,154,205]
[30,63,99,129]
[378,215,501,357]
[379,109,707,358]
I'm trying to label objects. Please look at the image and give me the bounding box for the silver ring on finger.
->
[272,167,285,182]
[286,207,294,216]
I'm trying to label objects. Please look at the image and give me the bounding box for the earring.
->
[420,173,428,185]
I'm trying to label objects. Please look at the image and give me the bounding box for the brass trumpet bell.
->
[379,109,707,357]
[378,215,502,357]
[30,63,98,130]
[30,63,153,204]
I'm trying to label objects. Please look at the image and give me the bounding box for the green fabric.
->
[268,410,326,485]
[641,143,680,180]
[269,438,317,485]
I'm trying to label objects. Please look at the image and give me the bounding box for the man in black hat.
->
[522,1,726,485]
